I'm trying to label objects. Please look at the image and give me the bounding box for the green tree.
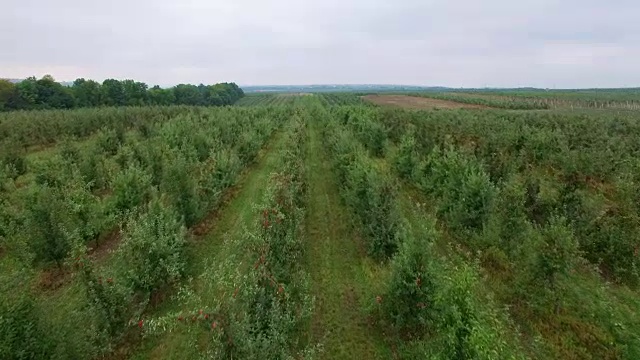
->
[119,195,187,293]
[12,77,38,109]
[0,291,52,359]
[112,164,152,213]
[173,84,203,105]
[147,85,175,105]
[35,75,75,109]
[122,80,148,106]
[101,79,126,106]
[0,79,16,111]
[161,153,199,227]
[385,224,437,331]
[23,185,74,268]
[72,78,102,107]
[533,216,580,313]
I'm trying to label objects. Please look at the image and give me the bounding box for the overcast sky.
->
[1,0,638,88]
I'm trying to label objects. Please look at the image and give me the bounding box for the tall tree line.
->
[0,75,244,111]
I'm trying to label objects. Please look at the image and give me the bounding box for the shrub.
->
[161,152,199,227]
[394,132,420,180]
[137,140,166,187]
[344,155,401,259]
[422,146,495,234]
[66,178,113,244]
[0,162,12,194]
[118,196,187,294]
[218,266,311,360]
[575,175,640,286]
[531,216,580,313]
[384,222,437,331]
[95,127,124,156]
[0,139,27,179]
[426,263,522,360]
[211,149,241,190]
[111,164,152,213]
[0,293,52,359]
[443,169,495,233]
[207,122,310,360]
[23,185,74,267]
[481,175,533,257]
[32,154,75,188]
[523,173,562,226]
[76,253,134,343]
[78,144,110,191]
[325,119,401,260]
[256,175,304,285]
[59,137,81,164]
[114,144,137,169]
[339,107,387,157]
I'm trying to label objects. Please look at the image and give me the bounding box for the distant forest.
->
[0,76,244,111]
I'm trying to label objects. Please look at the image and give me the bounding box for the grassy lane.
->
[304,120,391,359]
[125,129,290,359]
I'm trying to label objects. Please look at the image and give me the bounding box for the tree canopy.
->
[0,75,244,111]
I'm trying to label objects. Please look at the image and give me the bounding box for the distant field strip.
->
[362,94,490,109]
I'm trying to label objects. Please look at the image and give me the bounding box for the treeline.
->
[0,75,244,111]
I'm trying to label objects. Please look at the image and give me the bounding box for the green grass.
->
[303,119,391,359]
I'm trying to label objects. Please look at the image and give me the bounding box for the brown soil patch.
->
[362,95,491,110]
[38,266,74,291]
[35,228,121,291]
[88,227,122,263]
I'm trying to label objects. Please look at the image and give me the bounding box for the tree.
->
[119,195,187,293]
[385,225,437,331]
[12,77,38,109]
[147,86,175,105]
[533,216,580,313]
[101,79,126,106]
[122,80,148,106]
[0,79,16,111]
[173,84,203,105]
[1,76,244,111]
[23,185,74,268]
[112,164,152,213]
[35,75,75,109]
[72,78,102,107]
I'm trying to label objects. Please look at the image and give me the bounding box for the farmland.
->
[362,94,490,109]
[1,90,640,360]
[410,90,640,110]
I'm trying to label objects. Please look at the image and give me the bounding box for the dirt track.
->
[362,95,490,110]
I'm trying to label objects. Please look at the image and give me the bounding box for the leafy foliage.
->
[384,224,437,330]
[118,196,187,293]
[0,293,52,359]
[23,185,75,267]
[111,164,152,213]
[1,75,244,111]
[325,118,401,260]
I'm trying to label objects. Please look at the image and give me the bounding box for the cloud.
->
[1,0,638,87]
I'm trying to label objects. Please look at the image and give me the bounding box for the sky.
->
[1,0,639,88]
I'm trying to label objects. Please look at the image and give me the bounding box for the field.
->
[362,94,490,109]
[2,91,640,360]
[410,90,640,110]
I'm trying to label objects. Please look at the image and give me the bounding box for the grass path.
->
[126,129,291,359]
[304,120,391,359]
